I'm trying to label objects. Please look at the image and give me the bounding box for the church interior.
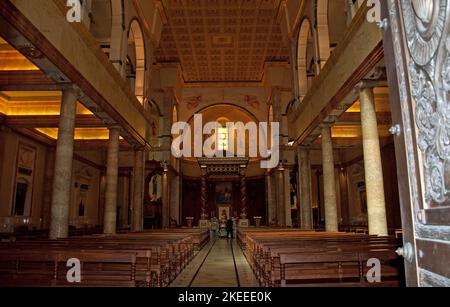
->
[0,0,449,288]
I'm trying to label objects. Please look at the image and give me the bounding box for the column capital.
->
[356,80,388,91]
[107,125,121,132]
[132,144,146,152]
[60,84,84,98]
[319,122,334,130]
[297,143,312,150]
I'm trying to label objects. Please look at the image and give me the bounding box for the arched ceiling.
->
[155,0,290,83]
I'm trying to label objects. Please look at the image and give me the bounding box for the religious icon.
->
[216,182,232,204]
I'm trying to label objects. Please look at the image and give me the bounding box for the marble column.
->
[359,86,388,236]
[103,127,120,234]
[49,87,78,239]
[200,166,208,221]
[276,166,286,227]
[132,150,145,232]
[41,150,55,229]
[284,168,292,227]
[298,148,313,229]
[265,170,276,226]
[240,176,247,219]
[321,125,338,232]
[162,165,170,228]
[170,175,181,225]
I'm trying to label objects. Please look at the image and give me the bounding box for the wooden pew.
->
[239,229,403,287]
[0,228,210,287]
[0,250,138,287]
[279,249,401,287]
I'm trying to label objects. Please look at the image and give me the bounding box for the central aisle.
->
[170,237,258,287]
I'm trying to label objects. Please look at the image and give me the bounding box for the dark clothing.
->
[226,219,233,238]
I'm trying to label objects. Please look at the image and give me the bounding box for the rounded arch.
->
[316,0,331,68]
[127,19,146,104]
[183,104,264,159]
[185,103,260,125]
[297,18,312,100]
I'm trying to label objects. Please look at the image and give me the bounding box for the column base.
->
[238,219,249,228]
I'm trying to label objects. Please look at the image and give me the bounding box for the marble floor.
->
[170,235,259,287]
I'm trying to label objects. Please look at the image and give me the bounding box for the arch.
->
[127,19,146,104]
[185,103,260,125]
[316,0,331,68]
[297,18,312,100]
[183,104,264,159]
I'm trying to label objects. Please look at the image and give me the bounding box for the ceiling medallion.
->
[17,45,44,60]
[401,0,446,65]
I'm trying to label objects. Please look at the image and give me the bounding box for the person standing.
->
[226,218,233,239]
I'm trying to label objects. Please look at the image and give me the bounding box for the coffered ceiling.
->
[155,0,289,83]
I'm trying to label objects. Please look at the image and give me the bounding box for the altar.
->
[196,157,249,228]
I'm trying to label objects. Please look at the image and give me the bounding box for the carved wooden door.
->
[381,0,450,286]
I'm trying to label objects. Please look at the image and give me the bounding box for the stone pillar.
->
[321,125,338,232]
[276,165,286,227]
[41,150,55,229]
[240,176,247,218]
[199,165,208,228]
[103,127,120,234]
[170,175,181,225]
[284,168,292,227]
[162,164,170,228]
[49,87,78,240]
[132,150,145,232]
[110,11,126,77]
[265,170,276,226]
[298,148,313,229]
[359,86,388,236]
[161,89,174,148]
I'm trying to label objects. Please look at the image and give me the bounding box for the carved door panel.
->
[381,0,450,286]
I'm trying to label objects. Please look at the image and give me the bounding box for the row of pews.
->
[0,228,209,287]
[238,228,405,287]
[0,226,105,242]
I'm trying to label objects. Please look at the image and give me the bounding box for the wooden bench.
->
[279,249,401,287]
[238,229,404,287]
[0,229,210,287]
[0,250,138,287]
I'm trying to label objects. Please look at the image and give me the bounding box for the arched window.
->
[297,19,315,100]
[127,20,146,104]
